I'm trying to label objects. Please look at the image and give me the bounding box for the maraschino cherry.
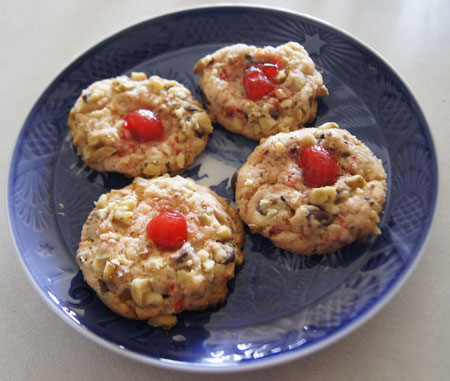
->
[299,145,339,188]
[243,62,282,101]
[123,109,163,142]
[146,210,187,250]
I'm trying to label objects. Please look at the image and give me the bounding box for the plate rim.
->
[7,3,439,373]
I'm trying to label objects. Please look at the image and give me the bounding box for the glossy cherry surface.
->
[299,145,339,187]
[123,109,164,142]
[146,210,187,250]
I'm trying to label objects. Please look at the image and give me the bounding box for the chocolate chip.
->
[82,91,92,102]
[257,203,267,216]
[289,143,299,155]
[308,209,334,226]
[270,112,279,120]
[221,249,235,264]
[280,195,295,215]
[317,134,325,144]
[231,171,239,193]
[119,288,132,301]
[194,129,205,138]
[187,105,199,112]
[171,248,190,263]
[98,279,109,294]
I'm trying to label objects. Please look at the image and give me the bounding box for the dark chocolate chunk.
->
[308,209,334,226]
[119,288,132,301]
[231,170,239,193]
[98,278,109,294]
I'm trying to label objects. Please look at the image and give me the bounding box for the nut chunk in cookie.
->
[194,42,328,140]
[235,123,387,255]
[76,176,244,328]
[68,72,213,178]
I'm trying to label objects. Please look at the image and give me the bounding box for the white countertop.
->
[1,0,449,379]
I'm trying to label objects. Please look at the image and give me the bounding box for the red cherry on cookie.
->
[243,66,274,101]
[146,210,187,250]
[123,109,163,142]
[298,145,339,188]
[174,300,184,313]
[225,106,245,118]
[256,63,279,79]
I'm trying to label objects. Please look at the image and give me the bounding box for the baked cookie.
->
[193,42,328,140]
[235,123,387,255]
[76,175,244,328]
[68,72,213,177]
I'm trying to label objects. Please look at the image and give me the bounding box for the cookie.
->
[68,72,213,178]
[235,123,387,255]
[76,175,244,328]
[194,42,328,140]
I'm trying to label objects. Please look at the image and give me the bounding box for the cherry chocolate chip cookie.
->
[76,176,244,328]
[194,42,328,140]
[235,122,387,255]
[68,72,213,177]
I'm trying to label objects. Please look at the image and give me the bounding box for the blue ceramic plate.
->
[8,5,438,372]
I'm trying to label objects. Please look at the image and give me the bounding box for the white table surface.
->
[1,0,449,379]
